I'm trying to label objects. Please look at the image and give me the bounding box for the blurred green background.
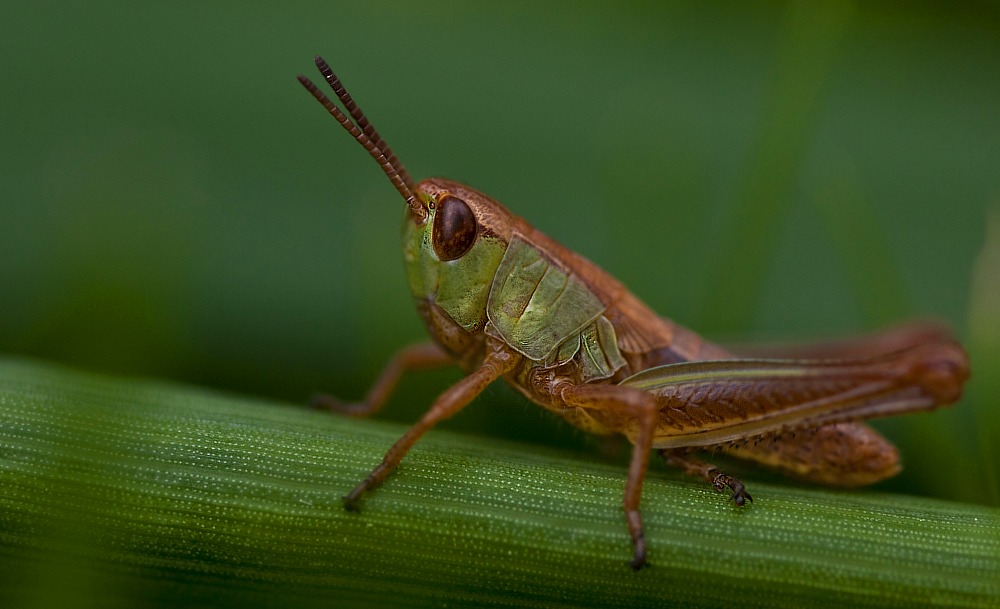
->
[1,1,997,505]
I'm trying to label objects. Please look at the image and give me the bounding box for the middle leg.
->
[557,382,659,570]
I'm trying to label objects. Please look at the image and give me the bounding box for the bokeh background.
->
[2,1,997,506]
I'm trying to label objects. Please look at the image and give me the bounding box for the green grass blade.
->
[0,357,997,608]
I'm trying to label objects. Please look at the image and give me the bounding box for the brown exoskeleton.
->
[297,56,970,569]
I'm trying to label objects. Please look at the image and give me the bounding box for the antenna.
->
[298,56,425,221]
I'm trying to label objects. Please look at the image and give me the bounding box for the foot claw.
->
[629,543,648,571]
[343,489,366,512]
[310,393,370,417]
[712,473,752,507]
[309,392,344,411]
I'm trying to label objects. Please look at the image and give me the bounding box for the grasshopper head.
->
[409,177,517,252]
[299,58,515,331]
[400,178,515,327]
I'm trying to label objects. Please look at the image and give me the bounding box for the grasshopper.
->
[297,56,970,570]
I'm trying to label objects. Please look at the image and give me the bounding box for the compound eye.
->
[432,195,477,261]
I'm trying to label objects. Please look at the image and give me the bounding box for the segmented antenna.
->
[298,56,425,221]
[313,57,413,190]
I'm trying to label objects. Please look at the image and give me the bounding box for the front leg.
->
[310,342,452,417]
[557,382,659,570]
[344,344,520,509]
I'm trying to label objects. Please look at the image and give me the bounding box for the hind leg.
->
[658,450,752,506]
